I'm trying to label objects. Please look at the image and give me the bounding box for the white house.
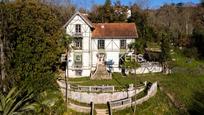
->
[63,11,138,78]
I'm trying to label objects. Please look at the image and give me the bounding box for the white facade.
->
[64,12,135,78]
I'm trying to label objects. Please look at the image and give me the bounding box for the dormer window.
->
[75,24,81,34]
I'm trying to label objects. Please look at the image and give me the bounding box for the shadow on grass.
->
[188,90,204,115]
[112,74,129,89]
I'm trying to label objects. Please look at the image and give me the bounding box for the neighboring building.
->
[63,11,138,78]
[127,9,131,18]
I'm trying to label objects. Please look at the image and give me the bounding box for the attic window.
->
[75,24,81,34]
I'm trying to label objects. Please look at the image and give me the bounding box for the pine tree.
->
[103,0,113,22]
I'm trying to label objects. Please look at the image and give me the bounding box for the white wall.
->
[65,14,137,77]
[91,38,135,72]
[65,14,92,77]
[91,38,134,52]
[57,81,145,104]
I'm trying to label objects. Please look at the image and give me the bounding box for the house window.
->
[120,40,126,49]
[74,53,82,68]
[75,24,81,34]
[98,40,105,49]
[74,37,82,49]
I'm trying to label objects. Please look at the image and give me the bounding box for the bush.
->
[183,47,198,59]
[144,52,160,61]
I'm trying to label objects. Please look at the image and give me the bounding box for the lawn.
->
[111,73,204,114]
[68,72,146,90]
[113,49,204,114]
[113,90,179,115]
[66,49,204,114]
[64,108,89,115]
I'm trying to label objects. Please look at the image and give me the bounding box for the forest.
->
[0,0,204,114]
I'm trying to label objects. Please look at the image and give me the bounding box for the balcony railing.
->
[73,64,82,68]
[73,32,83,37]
[71,46,82,50]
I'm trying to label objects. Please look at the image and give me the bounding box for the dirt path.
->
[95,109,109,115]
[159,86,189,114]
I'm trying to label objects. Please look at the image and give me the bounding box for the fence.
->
[69,102,91,113]
[71,85,115,92]
[58,80,115,92]
[110,98,131,107]
[110,82,158,110]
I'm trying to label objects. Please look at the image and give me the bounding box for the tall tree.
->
[60,34,72,109]
[159,32,171,74]
[123,55,140,114]
[0,0,10,92]
[3,0,65,94]
[103,0,113,22]
[112,0,128,22]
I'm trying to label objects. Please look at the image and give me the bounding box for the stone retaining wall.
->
[71,85,115,92]
[58,80,115,92]
[67,82,158,113]
[57,80,146,104]
[69,103,91,113]
[63,86,145,104]
[111,82,157,111]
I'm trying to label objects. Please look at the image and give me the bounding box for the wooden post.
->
[89,86,91,92]
[108,101,112,115]
[65,50,69,111]
[91,102,94,115]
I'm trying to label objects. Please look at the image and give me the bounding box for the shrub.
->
[183,47,198,59]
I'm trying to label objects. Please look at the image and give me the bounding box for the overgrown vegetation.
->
[1,0,204,114]
[0,0,72,114]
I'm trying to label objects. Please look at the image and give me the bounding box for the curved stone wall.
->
[57,80,145,104]
[67,82,158,113]
[111,82,158,111]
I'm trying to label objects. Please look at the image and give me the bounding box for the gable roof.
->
[92,23,138,39]
[63,11,94,28]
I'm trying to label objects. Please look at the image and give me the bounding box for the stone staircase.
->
[91,63,112,80]
[95,109,109,115]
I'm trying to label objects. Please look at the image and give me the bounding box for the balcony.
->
[74,64,82,68]
[72,45,82,50]
[73,32,83,37]
[72,37,82,50]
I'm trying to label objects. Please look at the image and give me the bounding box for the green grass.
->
[67,49,204,114]
[64,108,89,115]
[68,73,204,114]
[68,98,108,109]
[171,49,204,68]
[147,42,160,49]
[68,73,144,90]
[112,49,204,114]
[113,90,179,115]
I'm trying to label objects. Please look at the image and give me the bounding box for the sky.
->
[70,0,200,9]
